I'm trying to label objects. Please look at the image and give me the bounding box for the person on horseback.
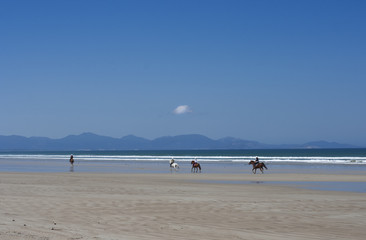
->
[191,158,201,173]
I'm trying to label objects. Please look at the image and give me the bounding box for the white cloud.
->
[173,105,192,115]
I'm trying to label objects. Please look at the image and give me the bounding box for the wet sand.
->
[0,172,365,240]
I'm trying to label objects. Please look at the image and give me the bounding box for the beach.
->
[1,172,365,240]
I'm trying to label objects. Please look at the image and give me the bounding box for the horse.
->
[170,162,180,171]
[191,161,201,173]
[248,160,267,174]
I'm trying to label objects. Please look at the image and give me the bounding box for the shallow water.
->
[1,157,366,174]
[1,156,366,193]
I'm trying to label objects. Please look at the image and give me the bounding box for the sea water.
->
[1,148,366,174]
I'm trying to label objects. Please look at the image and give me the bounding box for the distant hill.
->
[0,133,359,151]
[300,141,356,149]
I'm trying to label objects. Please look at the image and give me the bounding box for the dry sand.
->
[0,172,365,240]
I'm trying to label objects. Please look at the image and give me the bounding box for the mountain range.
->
[0,133,358,151]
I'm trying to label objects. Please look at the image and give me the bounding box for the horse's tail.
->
[198,164,201,170]
[263,163,268,169]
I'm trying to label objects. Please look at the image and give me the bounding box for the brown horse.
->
[248,160,267,174]
[191,161,201,173]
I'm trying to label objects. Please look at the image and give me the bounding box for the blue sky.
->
[1,0,365,146]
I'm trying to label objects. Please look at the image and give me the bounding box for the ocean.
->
[1,148,366,174]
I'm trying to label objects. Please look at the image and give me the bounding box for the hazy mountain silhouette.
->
[0,133,358,151]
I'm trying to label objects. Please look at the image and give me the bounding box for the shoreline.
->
[2,171,366,182]
[1,172,366,239]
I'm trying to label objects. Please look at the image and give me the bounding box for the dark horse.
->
[248,160,267,174]
[191,161,201,173]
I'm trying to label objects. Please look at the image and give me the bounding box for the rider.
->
[255,156,259,166]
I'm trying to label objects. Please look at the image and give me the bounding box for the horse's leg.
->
[260,167,263,173]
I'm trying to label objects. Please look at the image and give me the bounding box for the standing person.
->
[69,154,74,166]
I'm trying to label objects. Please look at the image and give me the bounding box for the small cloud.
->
[173,105,192,115]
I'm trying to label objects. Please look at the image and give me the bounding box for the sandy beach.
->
[0,172,365,240]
